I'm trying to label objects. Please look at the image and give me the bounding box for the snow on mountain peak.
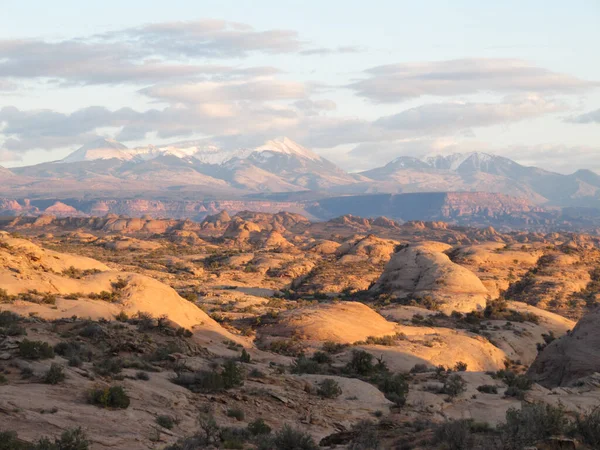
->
[62,136,324,165]
[253,137,322,161]
[62,138,131,163]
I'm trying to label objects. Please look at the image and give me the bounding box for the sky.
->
[0,0,599,173]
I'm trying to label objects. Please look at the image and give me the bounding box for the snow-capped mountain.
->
[53,136,357,193]
[62,138,131,163]
[10,140,600,207]
[61,136,324,166]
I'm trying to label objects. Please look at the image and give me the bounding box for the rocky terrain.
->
[1,211,600,448]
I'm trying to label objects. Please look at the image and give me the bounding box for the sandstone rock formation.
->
[528,307,600,387]
[371,242,489,313]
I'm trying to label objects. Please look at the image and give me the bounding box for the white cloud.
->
[349,58,598,103]
[568,108,600,124]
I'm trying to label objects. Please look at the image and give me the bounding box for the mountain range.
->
[2,137,600,210]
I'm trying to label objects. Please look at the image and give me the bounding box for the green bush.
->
[454,361,468,372]
[575,406,600,447]
[0,430,27,450]
[311,351,332,364]
[247,418,272,436]
[0,427,90,450]
[377,373,409,406]
[222,361,244,389]
[443,374,467,398]
[136,371,150,381]
[317,379,342,399]
[227,408,245,421]
[433,419,473,450]
[87,385,130,409]
[19,339,55,360]
[239,349,251,363]
[498,402,568,450]
[93,357,123,376]
[156,415,176,430]
[291,356,322,375]
[477,384,498,394]
[272,425,318,450]
[44,364,66,384]
[34,427,90,450]
[349,420,379,450]
[322,341,347,354]
[346,350,374,376]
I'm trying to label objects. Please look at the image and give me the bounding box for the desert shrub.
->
[311,351,332,364]
[346,350,374,376]
[269,339,304,357]
[172,363,243,393]
[377,373,409,406]
[0,310,20,326]
[78,322,104,338]
[156,415,176,430]
[172,370,224,392]
[433,419,473,450]
[477,384,498,394]
[495,370,532,390]
[20,366,34,379]
[239,349,251,363]
[0,430,27,450]
[93,357,123,376]
[322,341,347,354]
[114,311,129,322]
[54,341,92,365]
[498,402,568,450]
[222,361,244,389]
[248,418,272,436]
[220,426,250,449]
[87,385,130,409]
[410,363,430,374]
[136,371,150,381]
[291,356,322,375]
[575,406,600,447]
[19,339,55,359]
[34,427,90,450]
[248,368,265,378]
[317,379,342,399]
[272,425,318,450]
[44,364,66,384]
[349,420,379,450]
[0,374,6,384]
[454,361,468,372]
[111,277,128,291]
[443,374,467,398]
[227,408,245,421]
[134,311,155,331]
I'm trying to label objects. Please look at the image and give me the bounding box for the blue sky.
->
[0,0,599,172]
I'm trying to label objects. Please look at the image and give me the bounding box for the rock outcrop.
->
[528,308,600,387]
[371,242,488,313]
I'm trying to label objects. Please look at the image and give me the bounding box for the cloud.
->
[140,79,309,104]
[0,80,17,92]
[374,95,565,132]
[567,108,600,124]
[0,38,281,85]
[0,20,357,86]
[299,45,362,56]
[115,19,303,58]
[349,58,598,103]
[0,92,565,157]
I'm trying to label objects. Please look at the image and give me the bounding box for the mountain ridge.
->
[5,137,600,209]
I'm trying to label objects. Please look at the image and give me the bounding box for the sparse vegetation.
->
[19,339,55,360]
[87,385,130,409]
[317,379,342,398]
